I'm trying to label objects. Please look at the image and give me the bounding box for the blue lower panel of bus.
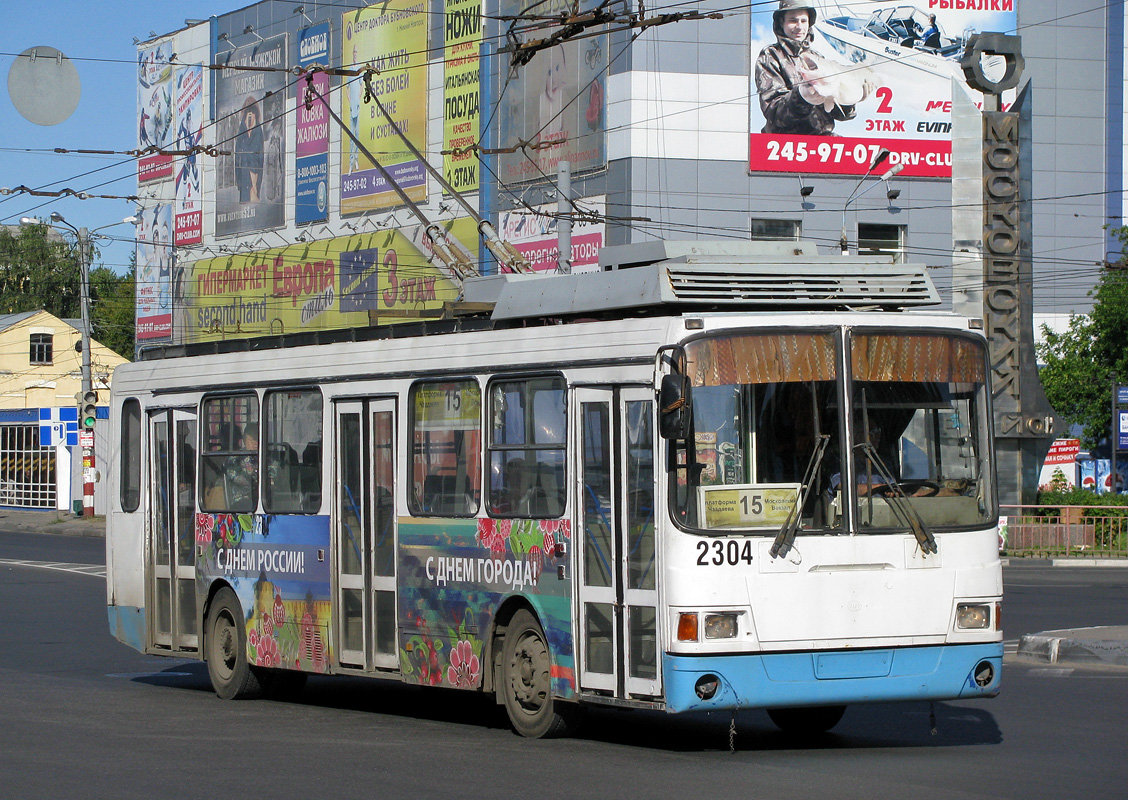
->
[108,605,147,653]
[662,643,1003,713]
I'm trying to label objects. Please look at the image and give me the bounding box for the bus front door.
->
[575,387,661,699]
[334,399,398,671]
[148,408,198,651]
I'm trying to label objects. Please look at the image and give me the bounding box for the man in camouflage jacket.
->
[755,1,859,136]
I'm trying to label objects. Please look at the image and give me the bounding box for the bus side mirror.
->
[659,374,691,440]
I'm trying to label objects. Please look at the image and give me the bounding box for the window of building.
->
[857,223,906,263]
[751,219,801,241]
[29,333,53,365]
[410,380,481,516]
[487,376,567,518]
[199,394,259,513]
[262,389,323,514]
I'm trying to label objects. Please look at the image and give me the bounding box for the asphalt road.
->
[1,532,1125,799]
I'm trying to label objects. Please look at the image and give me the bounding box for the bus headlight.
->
[956,603,991,629]
[703,613,739,639]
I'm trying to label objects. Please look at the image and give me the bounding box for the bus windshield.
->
[849,331,993,531]
[670,329,993,535]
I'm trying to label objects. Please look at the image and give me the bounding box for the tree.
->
[1037,226,1128,449]
[0,222,134,360]
[0,223,81,318]
[90,261,136,359]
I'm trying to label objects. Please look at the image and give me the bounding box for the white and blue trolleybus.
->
[106,241,1002,737]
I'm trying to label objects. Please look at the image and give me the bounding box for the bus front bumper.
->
[662,642,1002,713]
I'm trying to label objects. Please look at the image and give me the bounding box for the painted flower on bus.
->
[447,639,481,687]
[195,512,214,545]
[401,614,444,686]
[474,518,571,563]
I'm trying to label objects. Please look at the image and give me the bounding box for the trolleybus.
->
[106,241,1002,737]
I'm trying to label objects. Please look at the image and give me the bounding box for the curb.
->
[1017,627,1128,667]
[1002,558,1128,568]
[0,511,105,538]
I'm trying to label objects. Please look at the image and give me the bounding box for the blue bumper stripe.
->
[663,643,1003,713]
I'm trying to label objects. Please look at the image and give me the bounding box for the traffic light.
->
[80,390,98,432]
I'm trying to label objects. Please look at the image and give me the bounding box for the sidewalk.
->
[1018,626,1128,667]
[0,509,105,537]
[1003,557,1128,568]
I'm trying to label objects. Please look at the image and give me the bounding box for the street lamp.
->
[19,212,138,516]
[839,149,904,255]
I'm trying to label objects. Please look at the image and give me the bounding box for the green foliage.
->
[90,262,135,360]
[0,223,81,318]
[0,223,134,360]
[1036,487,1128,509]
[1036,225,1128,449]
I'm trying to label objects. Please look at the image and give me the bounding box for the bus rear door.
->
[575,387,661,699]
[148,408,198,652]
[334,399,398,670]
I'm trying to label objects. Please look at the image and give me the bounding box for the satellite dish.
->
[7,45,81,126]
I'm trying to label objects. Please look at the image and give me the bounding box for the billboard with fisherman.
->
[749,1,1016,178]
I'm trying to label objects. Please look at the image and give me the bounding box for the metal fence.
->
[0,424,56,509]
[1001,505,1128,558]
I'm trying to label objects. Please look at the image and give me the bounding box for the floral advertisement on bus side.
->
[398,517,575,697]
[749,1,1016,178]
[195,513,334,673]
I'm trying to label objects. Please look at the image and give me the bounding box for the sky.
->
[0,1,253,273]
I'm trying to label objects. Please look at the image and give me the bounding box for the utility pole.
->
[20,212,135,516]
[557,160,572,274]
[76,225,95,517]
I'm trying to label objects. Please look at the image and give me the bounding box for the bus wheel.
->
[500,609,580,738]
[767,705,846,734]
[205,587,262,700]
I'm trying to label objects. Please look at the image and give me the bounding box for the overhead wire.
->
[3,0,1121,287]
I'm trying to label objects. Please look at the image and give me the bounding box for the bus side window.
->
[199,394,259,513]
[120,398,142,512]
[409,380,481,517]
[487,376,566,518]
[263,389,323,514]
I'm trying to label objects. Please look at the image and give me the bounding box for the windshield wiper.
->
[770,434,830,559]
[855,442,938,555]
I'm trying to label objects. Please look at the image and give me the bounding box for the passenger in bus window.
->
[225,423,259,509]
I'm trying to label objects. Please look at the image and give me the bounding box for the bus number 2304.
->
[696,539,754,566]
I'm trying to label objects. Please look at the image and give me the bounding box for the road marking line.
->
[0,557,105,578]
[1027,667,1074,677]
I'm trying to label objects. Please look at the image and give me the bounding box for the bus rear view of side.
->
[106,241,1001,738]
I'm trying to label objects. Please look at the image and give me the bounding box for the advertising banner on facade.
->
[174,65,204,245]
[340,2,429,215]
[214,34,288,236]
[136,204,173,341]
[749,1,1016,178]
[444,0,482,194]
[499,196,605,273]
[1039,437,1080,490]
[137,41,176,182]
[296,23,331,225]
[497,0,607,183]
[183,220,477,343]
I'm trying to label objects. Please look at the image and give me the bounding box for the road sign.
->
[79,430,94,448]
[38,407,79,447]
